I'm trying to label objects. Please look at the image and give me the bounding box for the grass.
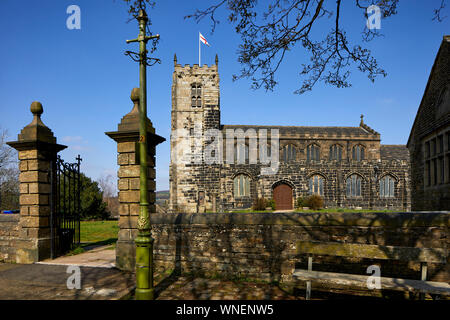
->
[293,208,398,213]
[225,209,273,213]
[80,220,118,246]
[60,221,118,257]
[222,208,397,213]
[66,246,85,256]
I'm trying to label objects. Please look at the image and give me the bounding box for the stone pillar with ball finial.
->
[105,88,165,271]
[7,102,66,263]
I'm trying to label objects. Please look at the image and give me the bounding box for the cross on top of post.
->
[125,9,161,66]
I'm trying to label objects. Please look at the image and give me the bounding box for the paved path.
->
[0,245,134,300]
[0,245,302,300]
[37,245,116,268]
[0,263,134,300]
[154,276,302,300]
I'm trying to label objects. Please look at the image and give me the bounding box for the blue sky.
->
[0,0,448,192]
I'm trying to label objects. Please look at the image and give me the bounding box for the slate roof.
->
[221,125,378,137]
[380,145,410,161]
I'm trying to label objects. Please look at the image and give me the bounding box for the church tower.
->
[169,55,221,213]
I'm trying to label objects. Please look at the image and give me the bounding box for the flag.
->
[199,33,210,47]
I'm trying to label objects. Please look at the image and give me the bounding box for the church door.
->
[273,183,293,210]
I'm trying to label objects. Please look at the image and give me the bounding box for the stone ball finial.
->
[130,88,140,102]
[30,101,43,116]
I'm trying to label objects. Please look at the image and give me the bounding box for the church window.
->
[307,144,320,161]
[309,175,324,196]
[259,144,271,163]
[329,144,342,161]
[235,144,249,164]
[346,174,362,197]
[234,174,250,197]
[283,144,296,162]
[379,175,395,198]
[191,83,202,107]
[352,145,365,161]
[424,133,450,185]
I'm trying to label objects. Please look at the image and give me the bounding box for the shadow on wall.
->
[152,211,449,299]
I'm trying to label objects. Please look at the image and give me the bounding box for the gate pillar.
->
[7,102,66,263]
[106,88,165,271]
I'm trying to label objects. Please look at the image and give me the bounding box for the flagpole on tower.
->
[199,32,210,66]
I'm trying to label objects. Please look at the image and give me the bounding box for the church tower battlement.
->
[171,54,220,131]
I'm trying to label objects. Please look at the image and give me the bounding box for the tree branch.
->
[185,0,447,94]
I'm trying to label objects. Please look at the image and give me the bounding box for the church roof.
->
[221,114,380,138]
[380,145,410,161]
[221,124,378,137]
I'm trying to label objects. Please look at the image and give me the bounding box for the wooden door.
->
[273,183,293,210]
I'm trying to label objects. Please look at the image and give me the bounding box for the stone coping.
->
[105,130,165,145]
[6,140,66,152]
[0,214,19,222]
[149,212,450,227]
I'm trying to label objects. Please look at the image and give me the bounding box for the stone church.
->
[169,55,411,213]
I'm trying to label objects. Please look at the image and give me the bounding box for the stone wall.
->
[170,152,410,213]
[0,214,19,262]
[150,212,449,291]
[206,158,410,212]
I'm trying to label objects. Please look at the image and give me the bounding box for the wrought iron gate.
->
[50,155,82,258]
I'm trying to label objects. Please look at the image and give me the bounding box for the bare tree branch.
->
[186,0,447,94]
[0,128,15,169]
[0,127,19,210]
[433,0,448,22]
[97,174,117,199]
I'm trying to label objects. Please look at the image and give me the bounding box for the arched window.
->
[235,144,249,163]
[346,174,362,197]
[191,83,202,107]
[379,175,395,198]
[307,144,320,161]
[283,144,296,162]
[352,145,365,161]
[329,144,342,161]
[234,174,250,197]
[309,175,324,196]
[259,144,271,163]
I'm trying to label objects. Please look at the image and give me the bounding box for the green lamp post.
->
[126,8,160,300]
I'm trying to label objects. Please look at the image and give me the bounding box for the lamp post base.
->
[135,232,154,300]
[135,288,155,300]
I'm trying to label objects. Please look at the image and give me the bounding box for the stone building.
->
[407,35,450,211]
[169,55,411,213]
